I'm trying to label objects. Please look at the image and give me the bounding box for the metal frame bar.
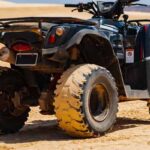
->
[0,17,96,28]
[128,19,150,23]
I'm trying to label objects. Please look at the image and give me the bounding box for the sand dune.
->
[0,0,14,5]
[0,4,91,18]
[0,2,149,19]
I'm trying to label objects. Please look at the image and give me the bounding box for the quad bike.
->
[0,0,150,138]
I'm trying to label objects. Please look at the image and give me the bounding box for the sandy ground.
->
[0,101,150,150]
[0,4,150,150]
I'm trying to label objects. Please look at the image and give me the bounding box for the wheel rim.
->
[0,92,14,115]
[0,91,26,117]
[89,84,110,122]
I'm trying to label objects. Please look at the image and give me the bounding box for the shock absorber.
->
[21,70,41,106]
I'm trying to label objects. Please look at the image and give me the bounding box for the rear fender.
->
[2,31,43,48]
[66,30,126,96]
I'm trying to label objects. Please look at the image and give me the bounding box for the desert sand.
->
[0,3,150,150]
[0,101,150,150]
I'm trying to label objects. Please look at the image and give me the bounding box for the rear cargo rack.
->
[0,17,96,29]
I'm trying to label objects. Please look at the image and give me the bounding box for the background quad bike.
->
[0,0,150,138]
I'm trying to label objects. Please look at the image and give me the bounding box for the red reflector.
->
[12,43,32,52]
[49,35,56,43]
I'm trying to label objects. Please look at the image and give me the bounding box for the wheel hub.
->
[89,84,110,122]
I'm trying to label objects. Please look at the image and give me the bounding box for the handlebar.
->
[65,4,79,8]
[64,0,143,19]
[119,0,139,3]
[65,3,94,14]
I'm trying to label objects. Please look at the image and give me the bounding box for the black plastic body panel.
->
[124,62,147,90]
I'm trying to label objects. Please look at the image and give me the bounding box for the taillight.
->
[11,42,32,52]
[49,34,56,44]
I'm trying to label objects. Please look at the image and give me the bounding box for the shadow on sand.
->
[0,117,150,143]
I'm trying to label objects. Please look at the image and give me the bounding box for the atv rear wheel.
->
[0,69,30,134]
[54,64,118,138]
